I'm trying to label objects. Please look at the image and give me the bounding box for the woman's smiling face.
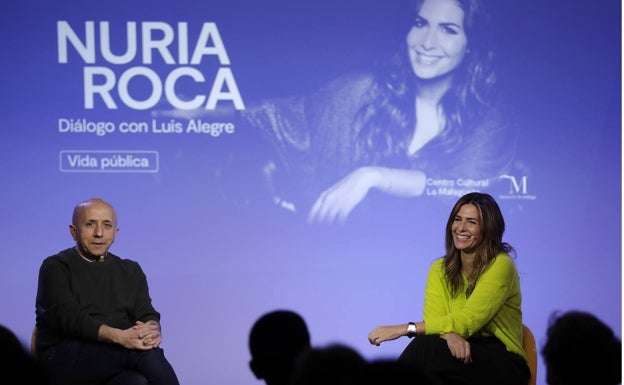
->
[406,0,468,80]
[451,203,481,251]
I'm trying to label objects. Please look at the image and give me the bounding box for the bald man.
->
[35,198,179,385]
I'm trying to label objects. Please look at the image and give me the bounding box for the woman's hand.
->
[308,167,380,224]
[440,332,472,364]
[368,325,407,346]
[307,166,426,224]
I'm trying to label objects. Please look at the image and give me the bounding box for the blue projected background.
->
[1,1,621,385]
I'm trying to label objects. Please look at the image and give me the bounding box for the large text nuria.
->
[58,21,245,110]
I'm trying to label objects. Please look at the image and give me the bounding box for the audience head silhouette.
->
[248,310,311,385]
[0,324,48,384]
[289,343,367,385]
[541,310,621,385]
[359,359,427,385]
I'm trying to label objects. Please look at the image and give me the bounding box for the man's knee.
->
[106,370,148,385]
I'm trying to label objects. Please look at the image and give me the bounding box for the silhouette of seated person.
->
[0,324,48,385]
[541,310,621,385]
[249,310,311,385]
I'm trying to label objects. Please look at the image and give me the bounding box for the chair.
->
[522,324,538,385]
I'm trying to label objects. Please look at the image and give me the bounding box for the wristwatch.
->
[407,322,417,338]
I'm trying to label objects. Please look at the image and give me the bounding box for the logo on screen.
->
[498,174,536,200]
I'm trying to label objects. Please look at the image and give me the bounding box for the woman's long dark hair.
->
[354,0,496,165]
[443,192,514,297]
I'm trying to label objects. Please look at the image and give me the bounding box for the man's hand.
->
[98,321,162,350]
[134,320,162,348]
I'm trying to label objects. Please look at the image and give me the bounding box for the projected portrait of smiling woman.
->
[240,0,519,225]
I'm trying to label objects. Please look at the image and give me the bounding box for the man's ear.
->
[249,359,264,379]
[69,225,78,241]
